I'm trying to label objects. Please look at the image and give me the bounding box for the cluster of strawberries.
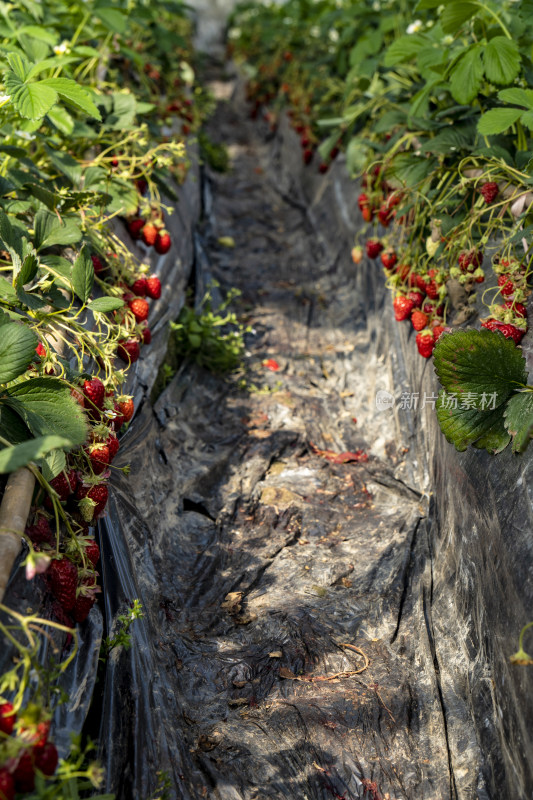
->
[0,704,58,798]
[126,215,171,256]
[118,272,162,364]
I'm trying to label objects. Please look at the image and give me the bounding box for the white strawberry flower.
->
[0,94,10,108]
[53,40,71,55]
[406,20,423,34]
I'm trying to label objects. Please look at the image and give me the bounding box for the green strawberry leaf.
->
[40,77,101,120]
[5,377,87,445]
[477,107,524,135]
[449,45,484,105]
[40,447,66,481]
[71,244,94,304]
[4,72,58,120]
[433,329,527,407]
[497,88,533,109]
[0,435,72,474]
[436,392,506,451]
[441,2,478,34]
[0,323,38,383]
[504,391,533,452]
[483,37,521,86]
[88,297,124,312]
[472,414,511,454]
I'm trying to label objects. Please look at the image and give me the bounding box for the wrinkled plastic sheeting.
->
[0,157,201,761]
[96,76,533,800]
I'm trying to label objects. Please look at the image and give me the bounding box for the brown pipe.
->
[0,468,35,602]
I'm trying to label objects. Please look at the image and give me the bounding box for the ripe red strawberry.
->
[0,702,16,735]
[381,250,397,270]
[318,162,329,174]
[111,404,125,432]
[146,275,161,299]
[48,558,78,611]
[85,442,110,475]
[498,275,514,296]
[91,254,104,275]
[358,193,370,211]
[50,470,76,501]
[396,263,410,282]
[76,482,109,521]
[458,249,483,272]
[411,310,428,331]
[366,239,383,259]
[424,280,439,299]
[361,205,374,223]
[25,516,53,545]
[106,434,120,461]
[393,295,414,321]
[85,539,100,566]
[0,768,14,800]
[117,339,140,363]
[35,342,46,358]
[481,318,525,344]
[433,325,446,341]
[130,277,147,296]
[128,218,145,240]
[24,719,50,748]
[73,593,96,624]
[300,134,311,148]
[34,742,58,776]
[504,300,527,318]
[154,231,171,255]
[377,204,393,227]
[135,177,148,196]
[83,378,105,410]
[407,290,424,308]
[142,326,152,345]
[416,330,435,358]
[128,297,149,323]
[13,750,35,793]
[480,182,498,204]
[141,222,158,246]
[302,148,313,165]
[116,396,134,422]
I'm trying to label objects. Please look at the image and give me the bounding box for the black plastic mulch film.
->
[2,68,533,800]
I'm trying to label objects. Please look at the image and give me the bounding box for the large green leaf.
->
[472,414,511,454]
[433,329,527,407]
[477,107,524,135]
[4,72,57,119]
[34,209,82,250]
[41,447,66,480]
[0,434,72,474]
[0,404,30,445]
[483,37,521,86]
[504,392,533,452]
[5,377,87,445]
[88,296,124,312]
[436,392,505,451]
[71,245,94,304]
[40,77,101,120]
[0,323,38,383]
[497,88,533,109]
[383,34,428,67]
[449,45,484,105]
[441,2,478,34]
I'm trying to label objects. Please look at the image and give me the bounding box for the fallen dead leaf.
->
[269,651,282,658]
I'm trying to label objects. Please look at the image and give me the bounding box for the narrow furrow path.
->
[109,74,457,800]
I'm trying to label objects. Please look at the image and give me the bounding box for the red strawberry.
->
[25,516,53,546]
[424,280,439,300]
[73,593,96,623]
[407,290,424,309]
[357,193,370,211]
[318,163,329,174]
[117,339,141,363]
[498,275,514,296]
[366,240,383,259]
[50,470,77,501]
[504,300,527,318]
[380,250,397,270]
[76,482,109,521]
[141,222,158,246]
[458,249,483,272]
[135,178,148,196]
[13,750,35,793]
[48,558,78,611]
[377,204,393,227]
[302,148,313,165]
[85,442,110,475]
[146,275,161,299]
[83,378,105,410]
[411,310,428,331]
[433,325,446,341]
[34,742,58,776]
[155,231,171,255]
[300,134,311,148]
[361,205,374,223]
[112,404,125,432]
[106,434,120,461]
[416,330,435,358]
[127,218,145,240]
[0,768,14,800]
[85,539,100,566]
[480,182,498,204]
[481,318,525,344]
[0,702,16,735]
[91,254,104,275]
[128,297,149,323]
[116,396,134,422]
[396,263,410,282]
[130,277,147,296]
[142,326,152,345]
[35,342,46,358]
[393,295,414,321]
